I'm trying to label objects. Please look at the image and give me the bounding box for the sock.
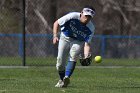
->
[65,61,76,77]
[58,71,65,80]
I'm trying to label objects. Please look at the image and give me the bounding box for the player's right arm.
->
[53,20,59,44]
[53,12,79,44]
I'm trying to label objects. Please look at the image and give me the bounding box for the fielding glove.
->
[79,54,92,66]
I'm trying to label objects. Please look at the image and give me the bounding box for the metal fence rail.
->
[0,34,140,66]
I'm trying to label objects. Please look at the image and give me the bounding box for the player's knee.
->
[56,64,65,71]
[56,58,65,71]
[69,51,77,61]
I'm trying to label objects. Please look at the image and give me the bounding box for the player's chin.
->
[81,22,87,25]
[81,20,88,24]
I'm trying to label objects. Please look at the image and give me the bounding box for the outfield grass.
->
[0,67,140,93]
[0,57,140,92]
[0,57,140,66]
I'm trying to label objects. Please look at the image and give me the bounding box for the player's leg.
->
[65,40,84,77]
[63,40,84,87]
[55,36,69,87]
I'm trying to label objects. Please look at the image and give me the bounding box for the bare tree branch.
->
[110,0,130,24]
[124,5,140,12]
[113,6,130,24]
[34,9,52,32]
[99,0,130,24]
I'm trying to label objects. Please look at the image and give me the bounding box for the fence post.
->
[22,0,26,66]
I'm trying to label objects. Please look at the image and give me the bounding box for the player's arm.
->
[53,13,78,44]
[84,42,91,58]
[53,20,59,44]
[84,22,95,57]
[79,42,92,66]
[84,31,94,58]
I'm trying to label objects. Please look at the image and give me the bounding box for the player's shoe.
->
[55,80,64,88]
[63,76,70,87]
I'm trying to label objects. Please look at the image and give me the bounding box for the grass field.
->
[0,57,140,66]
[0,67,140,93]
[0,57,140,93]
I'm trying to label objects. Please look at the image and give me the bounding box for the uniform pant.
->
[56,35,84,71]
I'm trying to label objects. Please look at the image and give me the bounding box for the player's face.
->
[80,13,92,24]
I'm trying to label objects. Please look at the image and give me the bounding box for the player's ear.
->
[80,12,84,17]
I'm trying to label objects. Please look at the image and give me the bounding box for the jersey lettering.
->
[61,19,92,41]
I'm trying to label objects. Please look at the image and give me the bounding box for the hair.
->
[84,5,95,12]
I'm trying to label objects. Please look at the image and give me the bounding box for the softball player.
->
[53,6,95,88]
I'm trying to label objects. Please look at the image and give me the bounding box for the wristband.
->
[53,34,58,38]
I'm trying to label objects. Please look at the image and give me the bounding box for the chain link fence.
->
[0,0,140,66]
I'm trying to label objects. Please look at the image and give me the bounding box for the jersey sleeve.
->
[58,12,80,26]
[86,22,95,43]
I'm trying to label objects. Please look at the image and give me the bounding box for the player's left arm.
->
[79,32,93,66]
[79,42,92,66]
[84,42,91,58]
[84,21,95,57]
[84,31,94,58]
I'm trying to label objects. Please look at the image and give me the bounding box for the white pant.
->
[56,35,84,71]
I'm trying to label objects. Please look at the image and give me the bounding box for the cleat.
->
[63,76,70,87]
[55,80,64,88]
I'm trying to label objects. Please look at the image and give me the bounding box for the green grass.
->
[0,57,140,66]
[0,67,140,93]
[0,57,140,92]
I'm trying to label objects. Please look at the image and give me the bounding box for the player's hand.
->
[79,54,92,66]
[53,37,59,44]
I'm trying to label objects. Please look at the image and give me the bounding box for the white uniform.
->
[56,12,95,71]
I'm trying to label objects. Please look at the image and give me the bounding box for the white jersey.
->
[58,12,95,43]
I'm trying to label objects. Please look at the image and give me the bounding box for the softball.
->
[94,56,102,63]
